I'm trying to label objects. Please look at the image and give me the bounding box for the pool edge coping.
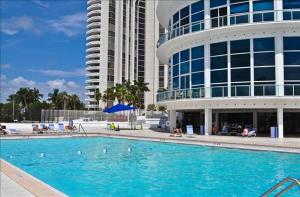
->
[0,159,67,197]
[1,133,299,154]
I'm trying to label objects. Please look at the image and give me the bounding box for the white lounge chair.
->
[247,128,257,137]
[58,123,64,133]
[186,125,194,137]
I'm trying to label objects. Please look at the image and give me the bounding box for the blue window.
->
[173,53,179,65]
[253,0,274,11]
[284,67,300,80]
[231,54,250,68]
[284,52,300,65]
[231,68,250,82]
[192,72,204,85]
[180,49,190,62]
[211,70,228,83]
[211,42,227,56]
[254,67,275,81]
[192,46,204,59]
[254,37,275,51]
[180,6,190,19]
[192,59,204,72]
[180,62,190,74]
[283,0,300,9]
[254,52,275,66]
[173,77,179,89]
[230,3,249,14]
[173,12,179,23]
[284,37,300,50]
[231,39,250,53]
[210,0,227,8]
[192,1,204,13]
[230,0,248,3]
[211,56,227,69]
[180,75,190,89]
[180,17,190,26]
[173,65,179,76]
[192,12,204,22]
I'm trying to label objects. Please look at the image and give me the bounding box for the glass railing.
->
[156,84,300,102]
[157,9,300,48]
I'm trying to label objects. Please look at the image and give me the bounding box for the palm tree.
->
[95,89,102,109]
[115,83,129,104]
[31,88,43,103]
[133,79,150,109]
[48,89,60,109]
[58,92,69,110]
[69,94,80,110]
[102,87,115,107]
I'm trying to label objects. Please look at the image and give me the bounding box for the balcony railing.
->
[157,9,300,48]
[157,84,300,102]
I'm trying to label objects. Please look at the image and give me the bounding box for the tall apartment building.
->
[85,0,168,110]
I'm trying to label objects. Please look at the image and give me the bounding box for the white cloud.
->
[1,64,11,69]
[30,68,85,78]
[1,16,40,35]
[32,0,49,8]
[47,12,86,37]
[10,77,36,88]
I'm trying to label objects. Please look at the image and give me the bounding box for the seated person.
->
[212,124,219,135]
[242,127,249,137]
[171,121,182,136]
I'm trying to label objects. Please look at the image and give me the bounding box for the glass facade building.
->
[156,0,300,138]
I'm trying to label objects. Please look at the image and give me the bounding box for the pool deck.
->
[0,159,67,197]
[1,129,300,153]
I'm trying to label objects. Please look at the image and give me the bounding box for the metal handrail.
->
[78,124,88,136]
[157,9,300,47]
[261,177,300,197]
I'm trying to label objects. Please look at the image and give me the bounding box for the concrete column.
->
[253,111,257,128]
[275,36,284,96]
[204,0,211,30]
[227,41,231,97]
[114,0,123,84]
[204,43,211,98]
[169,110,176,132]
[249,0,253,23]
[124,0,130,80]
[215,112,219,129]
[130,0,135,82]
[277,108,284,139]
[275,0,283,21]
[250,38,254,96]
[205,108,212,135]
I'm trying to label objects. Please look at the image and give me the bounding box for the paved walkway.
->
[2,128,299,153]
[1,172,33,197]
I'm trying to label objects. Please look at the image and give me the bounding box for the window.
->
[254,37,274,51]
[192,46,204,59]
[192,1,204,13]
[180,6,190,19]
[180,49,190,62]
[211,42,227,56]
[254,52,275,66]
[211,56,227,69]
[173,53,179,65]
[231,39,250,53]
[255,67,275,81]
[192,59,204,72]
[253,0,274,11]
[210,0,227,8]
[211,70,228,83]
[284,37,300,83]
[283,0,300,9]
[173,77,179,89]
[180,62,190,74]
[192,72,204,85]
[231,68,250,82]
[173,65,179,76]
[230,1,249,24]
[230,2,249,14]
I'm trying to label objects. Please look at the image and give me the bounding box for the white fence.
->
[41,110,130,122]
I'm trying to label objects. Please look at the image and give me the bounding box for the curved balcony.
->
[85,85,99,90]
[87,34,100,41]
[86,66,100,71]
[86,54,100,59]
[85,91,95,96]
[87,9,101,17]
[87,28,100,36]
[85,72,99,77]
[87,15,101,23]
[87,0,100,6]
[86,47,100,53]
[86,40,100,47]
[86,79,100,83]
[86,59,101,64]
[157,84,300,102]
[87,3,101,11]
[87,22,101,29]
[157,9,300,48]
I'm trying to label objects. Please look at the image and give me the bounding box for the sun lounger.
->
[48,123,57,132]
[65,120,77,132]
[186,125,194,137]
[40,123,49,133]
[32,124,43,134]
[58,123,64,132]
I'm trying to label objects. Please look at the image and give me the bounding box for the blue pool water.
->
[1,137,299,197]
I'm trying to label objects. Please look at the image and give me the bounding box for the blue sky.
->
[1,0,87,102]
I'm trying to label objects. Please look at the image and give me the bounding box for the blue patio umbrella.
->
[103,104,136,113]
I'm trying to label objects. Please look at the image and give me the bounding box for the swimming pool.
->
[1,137,299,196]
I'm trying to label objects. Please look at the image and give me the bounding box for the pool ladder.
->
[78,124,88,136]
[261,177,300,197]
